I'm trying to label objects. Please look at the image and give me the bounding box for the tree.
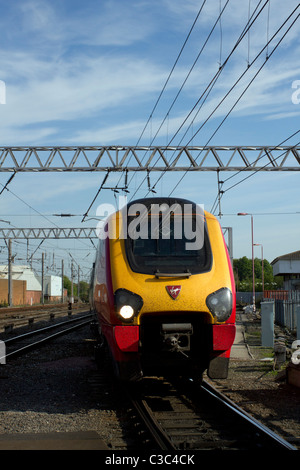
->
[63,275,90,301]
[63,275,72,296]
[233,257,252,283]
[79,281,90,302]
[233,257,283,291]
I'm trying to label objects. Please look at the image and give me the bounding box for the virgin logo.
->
[166,285,181,300]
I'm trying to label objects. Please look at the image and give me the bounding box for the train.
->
[90,197,236,382]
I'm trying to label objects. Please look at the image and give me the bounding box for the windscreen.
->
[124,198,212,275]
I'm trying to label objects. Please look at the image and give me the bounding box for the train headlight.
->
[206,288,232,322]
[115,289,143,322]
[119,305,134,320]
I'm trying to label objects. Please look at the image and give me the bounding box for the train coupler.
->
[161,323,193,354]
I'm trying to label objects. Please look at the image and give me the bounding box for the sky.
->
[0,0,299,282]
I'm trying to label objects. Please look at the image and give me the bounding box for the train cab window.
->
[125,199,212,275]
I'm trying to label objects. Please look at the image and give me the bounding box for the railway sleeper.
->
[157,419,211,429]
[174,437,245,450]
[4,323,14,333]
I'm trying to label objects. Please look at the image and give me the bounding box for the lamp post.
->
[254,243,264,295]
[237,212,255,312]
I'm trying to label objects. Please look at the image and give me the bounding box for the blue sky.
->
[0,0,299,281]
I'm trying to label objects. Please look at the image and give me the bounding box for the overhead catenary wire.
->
[84,2,207,210]
[209,132,300,215]
[0,171,17,196]
[81,170,110,222]
[135,0,270,198]
[134,0,208,148]
[83,1,271,206]
[130,0,269,200]
[132,0,229,158]
[128,0,234,199]
[266,0,271,59]
[172,3,299,185]
[222,134,300,193]
[167,4,300,199]
[222,128,300,187]
[112,0,208,194]
[167,0,269,147]
[209,128,300,215]
[0,173,93,271]
[0,181,61,228]
[0,182,93,254]
[219,0,223,67]
[247,0,251,66]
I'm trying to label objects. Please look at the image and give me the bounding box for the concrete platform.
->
[0,431,108,450]
[230,314,253,360]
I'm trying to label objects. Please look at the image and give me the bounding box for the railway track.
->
[0,303,89,333]
[1,312,94,361]
[1,308,296,451]
[128,376,297,451]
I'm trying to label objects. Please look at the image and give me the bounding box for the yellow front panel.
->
[108,210,231,325]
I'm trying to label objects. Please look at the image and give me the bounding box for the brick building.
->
[0,278,27,305]
[0,265,42,305]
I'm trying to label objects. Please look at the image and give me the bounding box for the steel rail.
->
[201,380,297,450]
[127,377,297,450]
[0,307,91,334]
[3,313,93,345]
[4,318,92,360]
[130,397,176,451]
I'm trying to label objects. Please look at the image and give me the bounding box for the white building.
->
[0,265,64,295]
[43,275,63,298]
[271,251,300,291]
[0,264,41,291]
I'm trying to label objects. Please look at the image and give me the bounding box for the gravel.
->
[205,312,300,449]
[0,324,134,449]
[0,314,299,450]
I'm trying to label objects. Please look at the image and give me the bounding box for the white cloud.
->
[0,49,169,144]
[15,0,155,47]
[0,0,299,146]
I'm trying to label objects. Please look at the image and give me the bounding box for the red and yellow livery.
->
[91,197,236,381]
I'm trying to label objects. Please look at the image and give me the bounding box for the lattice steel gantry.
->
[0,227,98,239]
[0,146,299,172]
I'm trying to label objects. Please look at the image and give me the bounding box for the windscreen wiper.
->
[154,270,191,278]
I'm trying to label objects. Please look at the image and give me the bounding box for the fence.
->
[264,290,289,300]
[237,290,300,332]
[236,292,263,305]
[269,291,300,332]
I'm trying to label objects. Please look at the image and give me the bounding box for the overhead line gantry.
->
[0,146,299,172]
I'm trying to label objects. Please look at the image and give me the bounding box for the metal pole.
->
[261,301,274,347]
[8,239,12,306]
[261,245,264,295]
[78,265,80,302]
[61,259,64,303]
[251,215,256,313]
[41,252,44,305]
[71,262,74,304]
[296,305,300,341]
[254,243,264,298]
[237,212,255,312]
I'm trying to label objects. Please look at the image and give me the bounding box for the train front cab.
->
[94,201,236,382]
